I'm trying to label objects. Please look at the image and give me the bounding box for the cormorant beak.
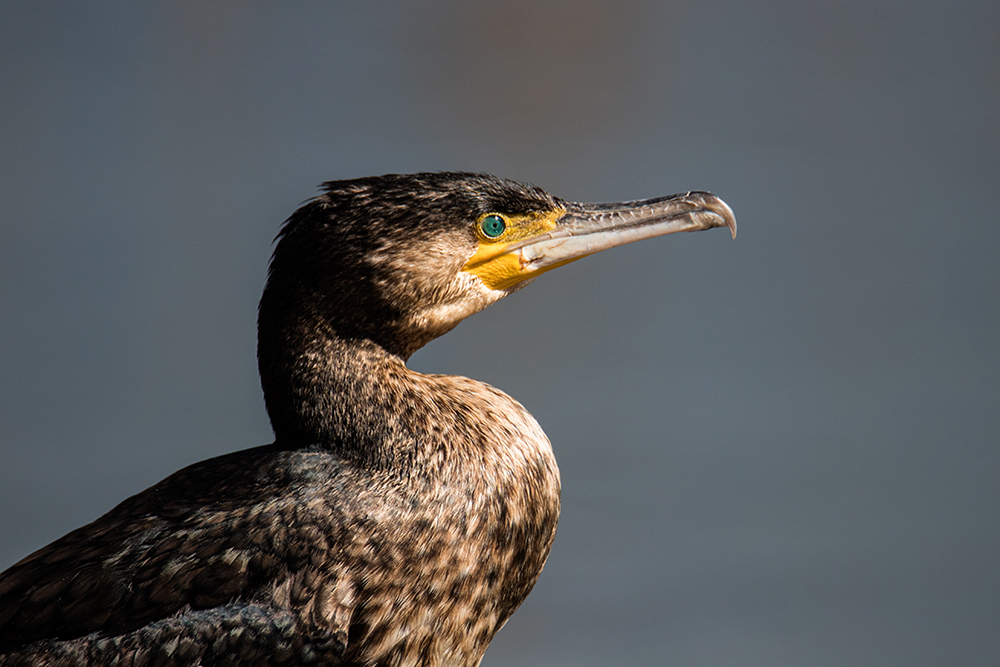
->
[463,191,736,291]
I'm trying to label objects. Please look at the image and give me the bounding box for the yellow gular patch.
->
[462,207,565,291]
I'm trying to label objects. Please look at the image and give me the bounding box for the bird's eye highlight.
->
[479,214,507,239]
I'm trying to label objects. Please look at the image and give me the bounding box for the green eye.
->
[480,214,507,239]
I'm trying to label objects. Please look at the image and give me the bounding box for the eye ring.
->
[479,214,507,239]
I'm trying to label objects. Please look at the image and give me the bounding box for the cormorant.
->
[0,173,735,667]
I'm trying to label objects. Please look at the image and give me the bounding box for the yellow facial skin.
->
[461,207,566,291]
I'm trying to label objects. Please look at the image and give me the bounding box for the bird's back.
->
[0,445,366,665]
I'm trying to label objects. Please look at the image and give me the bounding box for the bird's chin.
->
[504,276,536,292]
[401,273,514,358]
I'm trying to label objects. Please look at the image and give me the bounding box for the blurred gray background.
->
[2,1,998,665]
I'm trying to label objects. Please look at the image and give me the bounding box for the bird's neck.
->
[258,312,409,458]
[258,309,562,665]
[257,308,559,488]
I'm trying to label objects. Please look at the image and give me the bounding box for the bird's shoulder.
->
[0,444,371,657]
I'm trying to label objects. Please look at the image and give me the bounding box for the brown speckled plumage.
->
[0,173,734,666]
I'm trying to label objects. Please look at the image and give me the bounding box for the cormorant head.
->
[257,172,734,445]
[259,172,735,361]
